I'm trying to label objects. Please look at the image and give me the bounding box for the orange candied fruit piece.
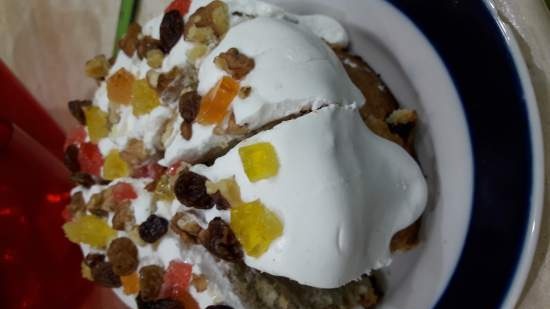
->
[196,76,240,125]
[103,149,130,180]
[230,200,283,257]
[132,79,160,116]
[121,272,140,295]
[238,142,279,182]
[161,261,193,298]
[107,68,135,104]
[84,106,110,143]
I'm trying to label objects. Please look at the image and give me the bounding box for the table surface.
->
[0,0,549,308]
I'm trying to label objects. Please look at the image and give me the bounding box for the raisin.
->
[214,48,255,80]
[139,215,169,243]
[84,253,105,268]
[139,265,165,301]
[119,22,142,57]
[178,91,201,123]
[107,237,139,276]
[64,144,81,173]
[180,121,193,141]
[199,217,243,262]
[70,172,96,188]
[137,36,162,59]
[136,294,183,309]
[160,10,183,53]
[68,100,92,125]
[174,171,213,209]
[206,305,233,309]
[211,192,231,210]
[91,261,122,288]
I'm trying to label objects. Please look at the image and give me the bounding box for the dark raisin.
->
[139,265,165,301]
[178,91,201,122]
[174,171,213,209]
[206,306,234,309]
[139,215,169,243]
[91,261,121,288]
[199,217,243,262]
[160,10,184,53]
[68,100,92,125]
[119,22,142,56]
[137,36,162,59]
[107,237,139,276]
[70,172,96,188]
[180,121,193,141]
[64,144,81,173]
[136,294,183,309]
[211,192,231,210]
[84,253,105,268]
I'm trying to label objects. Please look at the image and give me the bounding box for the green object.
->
[113,0,140,57]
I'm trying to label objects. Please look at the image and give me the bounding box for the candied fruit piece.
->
[63,215,116,248]
[160,260,193,299]
[238,142,279,182]
[196,76,240,125]
[103,150,130,180]
[205,177,242,207]
[112,182,138,202]
[85,55,110,80]
[122,272,140,295]
[230,200,283,257]
[78,142,104,176]
[84,106,110,142]
[81,262,93,281]
[107,68,135,104]
[64,126,87,149]
[132,79,161,116]
[154,174,175,201]
[165,0,191,15]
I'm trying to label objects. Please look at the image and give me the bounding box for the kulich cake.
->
[62,0,427,308]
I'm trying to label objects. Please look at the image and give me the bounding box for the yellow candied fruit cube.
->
[154,174,175,201]
[81,262,93,281]
[103,150,130,180]
[63,215,116,248]
[84,106,110,142]
[132,79,160,116]
[238,142,279,182]
[230,200,283,257]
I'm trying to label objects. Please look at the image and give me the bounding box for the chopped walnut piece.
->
[160,10,184,53]
[119,23,142,57]
[112,202,134,231]
[156,67,187,100]
[68,100,92,125]
[171,212,203,244]
[137,36,162,59]
[67,192,86,217]
[386,108,417,126]
[146,49,165,69]
[184,0,229,44]
[226,112,248,135]
[180,121,193,140]
[121,139,148,168]
[191,274,208,292]
[186,44,208,63]
[214,48,255,80]
[85,55,111,80]
[86,192,109,217]
[199,217,243,262]
[160,115,177,150]
[238,86,251,99]
[108,104,121,125]
[146,70,160,89]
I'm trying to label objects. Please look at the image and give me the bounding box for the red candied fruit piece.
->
[112,182,138,202]
[160,260,193,299]
[132,162,166,179]
[168,161,182,176]
[165,0,191,15]
[78,142,104,176]
[64,127,87,150]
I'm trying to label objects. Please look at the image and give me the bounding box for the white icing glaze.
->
[192,106,427,288]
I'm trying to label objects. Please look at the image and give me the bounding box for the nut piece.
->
[64,144,81,173]
[186,44,208,63]
[85,55,111,80]
[146,49,165,69]
[137,36,162,59]
[191,274,208,292]
[184,0,229,44]
[91,261,122,288]
[86,192,109,217]
[198,217,243,262]
[238,86,251,99]
[119,23,142,57]
[170,212,203,244]
[214,48,255,80]
[180,121,193,141]
[139,265,165,301]
[174,171,214,209]
[112,202,135,231]
[70,172,97,188]
[67,192,86,218]
[179,91,201,123]
[160,10,184,53]
[121,139,148,168]
[68,100,92,125]
[107,237,139,276]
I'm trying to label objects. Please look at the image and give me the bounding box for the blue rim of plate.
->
[384,0,543,308]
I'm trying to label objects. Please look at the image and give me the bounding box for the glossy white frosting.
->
[192,106,427,288]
